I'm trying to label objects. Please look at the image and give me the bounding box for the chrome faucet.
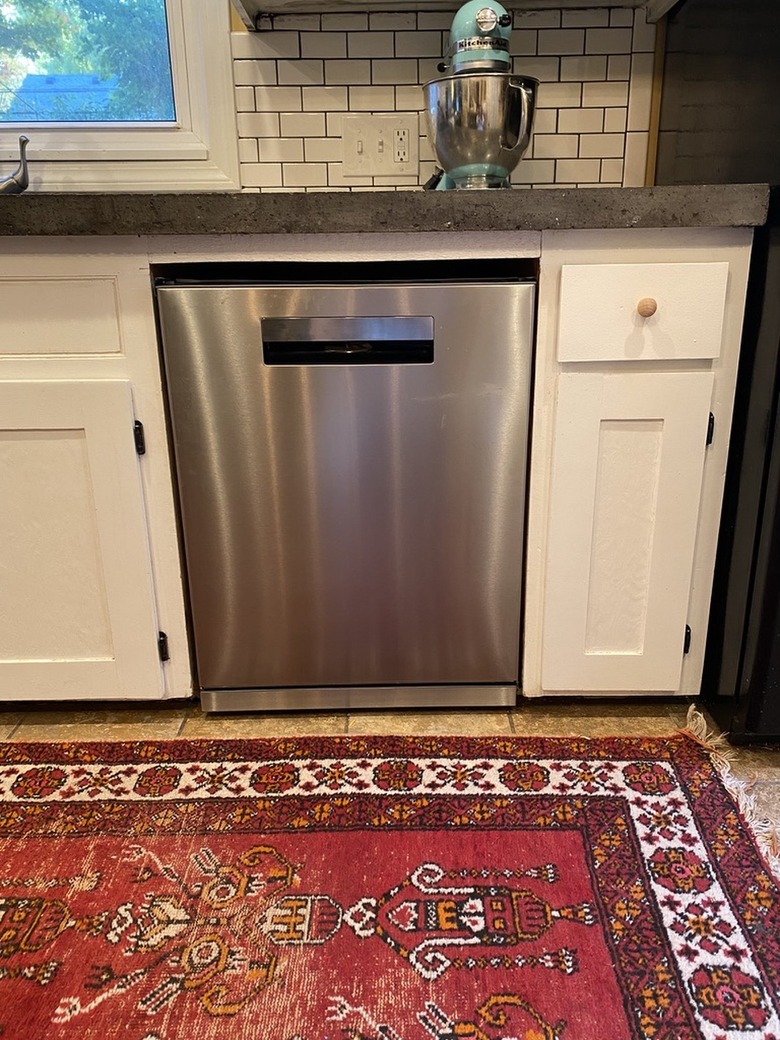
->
[0,135,30,194]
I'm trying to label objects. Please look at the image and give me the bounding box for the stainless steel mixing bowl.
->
[423,72,538,188]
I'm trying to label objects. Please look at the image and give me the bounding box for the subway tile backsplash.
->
[231,7,656,192]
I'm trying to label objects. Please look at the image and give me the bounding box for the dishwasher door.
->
[157,281,534,705]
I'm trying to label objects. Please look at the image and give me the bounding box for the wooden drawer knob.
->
[637,297,658,318]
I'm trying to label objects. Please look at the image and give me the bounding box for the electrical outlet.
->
[341,114,419,178]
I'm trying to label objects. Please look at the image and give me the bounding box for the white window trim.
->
[0,0,240,191]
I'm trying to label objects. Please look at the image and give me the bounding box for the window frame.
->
[0,0,240,191]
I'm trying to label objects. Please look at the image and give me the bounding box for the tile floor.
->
[1,698,778,826]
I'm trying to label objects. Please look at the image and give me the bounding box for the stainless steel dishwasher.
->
[156,275,535,712]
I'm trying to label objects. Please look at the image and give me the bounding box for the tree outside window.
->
[0,0,175,123]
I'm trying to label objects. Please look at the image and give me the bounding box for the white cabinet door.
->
[541,369,714,692]
[0,380,163,700]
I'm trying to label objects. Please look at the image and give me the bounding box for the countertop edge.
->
[0,184,770,237]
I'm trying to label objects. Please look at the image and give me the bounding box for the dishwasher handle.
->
[261,315,434,365]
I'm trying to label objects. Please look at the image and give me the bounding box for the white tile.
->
[633,9,657,53]
[579,132,625,158]
[514,11,561,28]
[238,137,258,163]
[231,30,299,59]
[418,58,441,84]
[258,137,305,163]
[578,179,611,187]
[608,54,631,80]
[324,60,371,85]
[396,85,424,111]
[261,187,302,193]
[396,31,442,58]
[562,9,609,27]
[280,111,326,137]
[307,186,350,192]
[373,175,419,185]
[557,107,603,133]
[283,163,328,187]
[302,86,348,111]
[623,131,649,186]
[585,27,633,54]
[417,12,451,30]
[273,15,320,31]
[326,112,345,136]
[237,111,281,137]
[372,59,419,85]
[278,59,324,86]
[512,160,556,184]
[604,107,628,133]
[370,13,416,30]
[301,33,347,59]
[556,158,601,181]
[610,9,634,27]
[348,32,394,58]
[532,133,578,159]
[241,163,283,188]
[322,13,367,30]
[234,61,277,86]
[255,86,303,112]
[537,82,581,108]
[234,85,255,112]
[538,29,585,56]
[532,108,557,134]
[560,55,607,81]
[348,85,396,110]
[510,29,538,56]
[601,158,624,181]
[582,81,628,107]
[327,162,372,187]
[419,135,436,161]
[515,56,559,81]
[627,52,654,131]
[304,137,342,162]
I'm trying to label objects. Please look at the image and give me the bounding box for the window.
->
[0,0,239,191]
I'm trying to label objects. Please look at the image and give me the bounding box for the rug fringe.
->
[679,706,780,882]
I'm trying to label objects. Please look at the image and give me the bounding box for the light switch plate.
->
[341,114,419,178]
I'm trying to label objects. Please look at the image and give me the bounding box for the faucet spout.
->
[0,135,30,194]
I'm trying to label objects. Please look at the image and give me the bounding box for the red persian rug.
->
[0,727,779,1040]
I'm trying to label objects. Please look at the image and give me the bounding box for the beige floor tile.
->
[182,707,348,739]
[728,746,780,781]
[510,699,691,737]
[0,712,24,739]
[11,707,186,742]
[747,781,780,827]
[347,710,513,736]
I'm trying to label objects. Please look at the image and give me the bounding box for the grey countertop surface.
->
[0,183,770,236]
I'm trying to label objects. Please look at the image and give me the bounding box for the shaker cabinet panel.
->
[558,262,729,362]
[541,368,714,691]
[0,380,163,700]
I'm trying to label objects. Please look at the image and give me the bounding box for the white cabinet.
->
[0,242,191,702]
[541,369,713,691]
[524,228,753,699]
[0,380,162,700]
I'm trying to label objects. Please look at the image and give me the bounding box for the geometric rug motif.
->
[0,732,778,1039]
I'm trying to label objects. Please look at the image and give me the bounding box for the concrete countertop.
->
[0,184,770,236]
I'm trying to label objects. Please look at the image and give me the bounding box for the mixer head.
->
[442,0,513,75]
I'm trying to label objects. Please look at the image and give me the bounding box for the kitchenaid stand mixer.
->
[423,0,537,189]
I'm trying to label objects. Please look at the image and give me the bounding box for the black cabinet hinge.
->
[683,625,692,655]
[134,420,146,456]
[158,631,170,662]
[706,412,715,446]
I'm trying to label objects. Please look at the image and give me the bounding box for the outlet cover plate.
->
[341,114,419,178]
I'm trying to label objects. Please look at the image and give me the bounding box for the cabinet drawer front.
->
[0,277,122,357]
[558,262,729,362]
